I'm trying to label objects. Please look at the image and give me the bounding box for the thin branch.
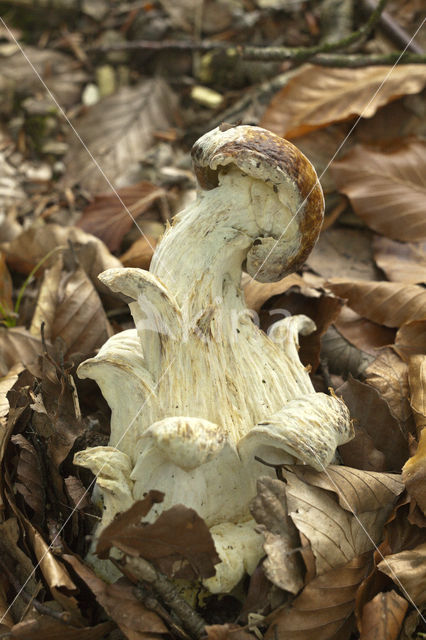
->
[306,51,426,67]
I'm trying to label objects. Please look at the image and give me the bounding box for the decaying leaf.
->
[338,377,409,472]
[334,307,395,357]
[250,476,304,594]
[331,140,426,242]
[61,78,178,192]
[0,363,24,418]
[408,354,426,434]
[11,433,45,521]
[77,181,167,252]
[320,325,373,378]
[30,255,112,359]
[402,428,426,517]
[205,624,256,640]
[327,279,426,328]
[260,65,426,138]
[0,252,13,319]
[266,553,371,640]
[365,348,413,429]
[63,554,168,639]
[99,501,220,581]
[120,234,158,270]
[359,590,408,640]
[3,618,114,640]
[373,236,426,284]
[242,272,304,313]
[377,542,426,606]
[0,327,44,376]
[394,320,426,362]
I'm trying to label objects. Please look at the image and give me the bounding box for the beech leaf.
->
[260,65,426,138]
[359,590,408,640]
[331,140,426,242]
[377,542,426,606]
[373,236,426,285]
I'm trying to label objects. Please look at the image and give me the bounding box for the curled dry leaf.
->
[283,467,403,576]
[0,363,23,418]
[77,181,167,252]
[30,255,112,360]
[10,433,45,521]
[250,476,304,594]
[395,320,426,362]
[320,325,373,378]
[331,140,426,242]
[365,348,413,430]
[0,327,44,376]
[377,542,426,606]
[242,272,304,313]
[334,307,395,357]
[327,279,426,328]
[260,65,426,138]
[359,590,408,640]
[408,354,426,434]
[120,234,157,270]
[402,427,426,517]
[265,553,371,640]
[373,236,426,285]
[63,553,168,640]
[337,377,409,472]
[60,78,178,193]
[3,618,114,640]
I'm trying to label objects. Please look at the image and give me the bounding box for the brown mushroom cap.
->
[191,125,324,280]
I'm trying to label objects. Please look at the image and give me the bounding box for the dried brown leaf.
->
[4,618,114,640]
[365,348,413,429]
[205,624,256,640]
[260,65,426,138]
[359,590,408,640]
[334,307,395,356]
[77,181,166,251]
[320,326,373,378]
[402,427,426,516]
[30,256,112,359]
[331,140,426,242]
[0,327,44,376]
[394,320,426,362]
[63,553,168,639]
[377,542,426,606]
[121,234,157,270]
[373,236,426,284]
[11,433,45,520]
[100,501,220,580]
[327,279,426,328]
[408,354,426,434]
[250,476,304,593]
[242,273,304,313]
[265,553,370,640]
[61,79,178,193]
[0,363,24,418]
[283,467,402,575]
[0,252,13,318]
[338,377,409,472]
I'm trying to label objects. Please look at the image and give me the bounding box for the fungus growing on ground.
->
[74,125,353,593]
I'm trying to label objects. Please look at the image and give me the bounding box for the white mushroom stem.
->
[75,125,353,593]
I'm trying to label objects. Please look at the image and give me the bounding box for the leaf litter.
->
[0,3,425,640]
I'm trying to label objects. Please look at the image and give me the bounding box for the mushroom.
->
[74,125,353,593]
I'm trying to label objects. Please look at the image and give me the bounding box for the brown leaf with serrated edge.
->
[63,554,168,639]
[265,553,370,640]
[395,320,426,362]
[30,255,112,359]
[99,500,220,580]
[334,307,395,357]
[242,273,304,313]
[260,65,426,138]
[338,377,408,472]
[121,234,157,270]
[378,542,426,606]
[3,618,114,640]
[205,624,256,639]
[365,348,413,430]
[373,236,426,285]
[283,467,402,576]
[60,79,178,193]
[408,355,426,435]
[10,434,45,520]
[359,590,408,640]
[77,181,166,252]
[331,140,426,242]
[327,279,426,328]
[250,476,304,594]
[403,428,426,517]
